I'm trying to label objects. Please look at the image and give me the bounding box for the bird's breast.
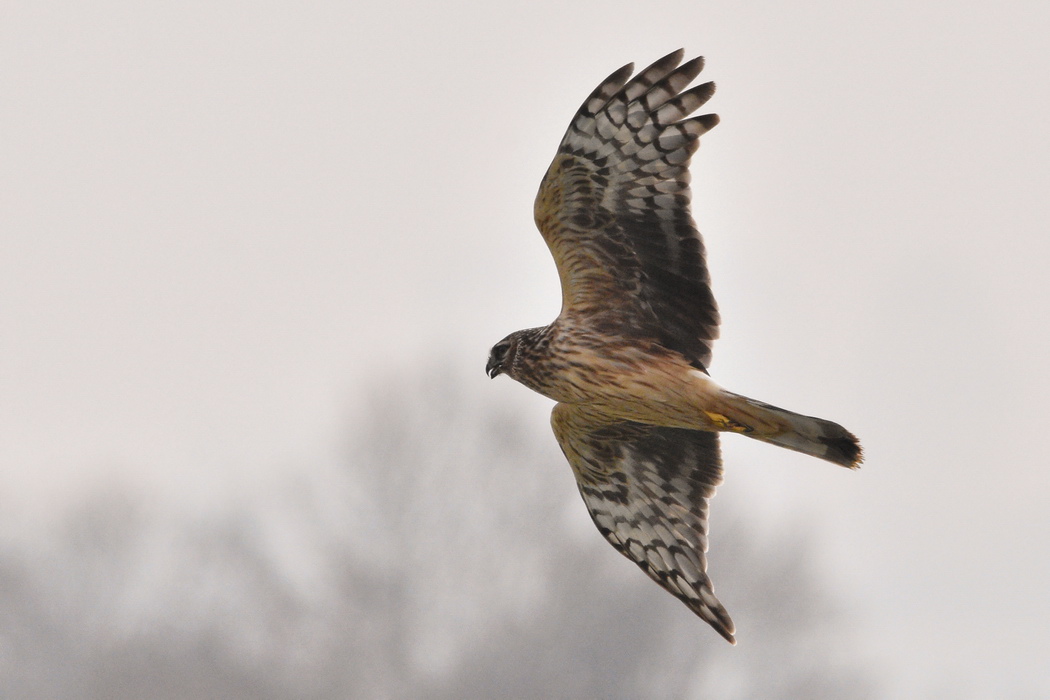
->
[515,325,721,427]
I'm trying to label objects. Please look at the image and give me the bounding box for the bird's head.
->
[486,332,519,379]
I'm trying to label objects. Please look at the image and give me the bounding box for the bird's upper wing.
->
[535,50,721,369]
[551,402,735,643]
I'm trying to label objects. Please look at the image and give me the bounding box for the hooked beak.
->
[486,358,502,379]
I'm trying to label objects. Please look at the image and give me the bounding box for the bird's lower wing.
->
[550,402,735,643]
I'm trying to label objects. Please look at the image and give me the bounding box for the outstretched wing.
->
[535,50,721,369]
[551,402,735,643]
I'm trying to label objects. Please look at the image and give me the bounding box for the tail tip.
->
[820,433,864,469]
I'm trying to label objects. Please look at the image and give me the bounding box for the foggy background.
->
[3,1,1049,698]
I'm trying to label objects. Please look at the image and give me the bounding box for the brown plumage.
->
[487,50,862,644]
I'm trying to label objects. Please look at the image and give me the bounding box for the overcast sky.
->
[3,1,1050,697]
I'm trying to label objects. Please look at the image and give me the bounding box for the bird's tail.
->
[707,391,863,469]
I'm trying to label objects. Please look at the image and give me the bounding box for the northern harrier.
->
[486,50,862,644]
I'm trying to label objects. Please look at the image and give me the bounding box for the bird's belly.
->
[539,352,729,430]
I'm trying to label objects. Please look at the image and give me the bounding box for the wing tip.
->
[687,589,737,644]
[698,112,720,131]
[659,47,686,67]
[703,605,737,645]
[609,62,635,86]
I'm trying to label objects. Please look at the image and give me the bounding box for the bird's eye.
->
[491,340,512,362]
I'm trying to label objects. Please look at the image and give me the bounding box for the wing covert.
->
[550,402,735,643]
[535,50,721,369]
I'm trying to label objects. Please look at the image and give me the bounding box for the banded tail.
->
[711,391,863,469]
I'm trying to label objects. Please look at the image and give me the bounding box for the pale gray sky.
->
[3,1,1050,697]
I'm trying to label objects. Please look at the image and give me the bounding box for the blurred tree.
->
[0,366,876,699]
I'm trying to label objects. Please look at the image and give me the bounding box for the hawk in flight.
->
[486,50,862,644]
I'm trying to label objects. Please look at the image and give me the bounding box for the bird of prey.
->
[486,50,862,644]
